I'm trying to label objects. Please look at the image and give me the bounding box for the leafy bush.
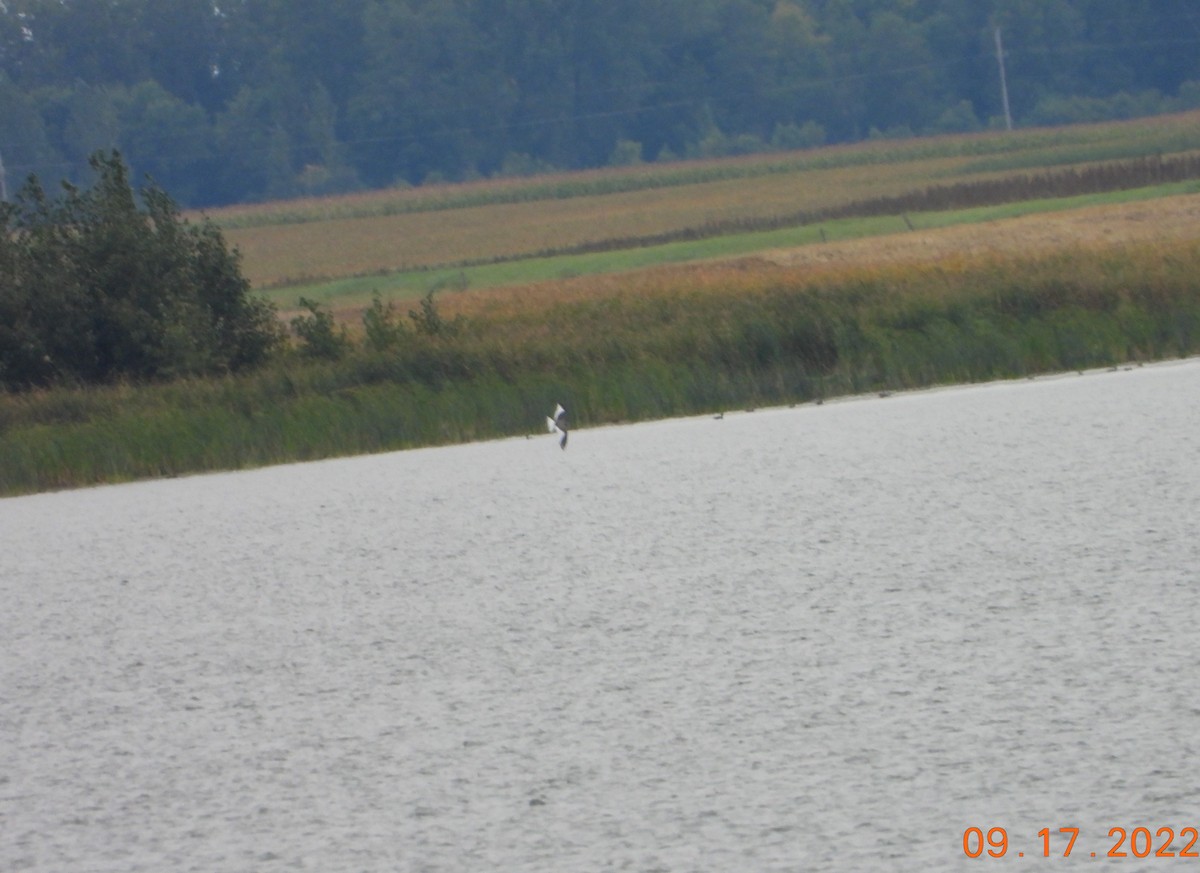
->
[408,290,463,337]
[291,297,349,360]
[609,139,645,167]
[771,121,827,150]
[0,151,280,390]
[361,293,407,352]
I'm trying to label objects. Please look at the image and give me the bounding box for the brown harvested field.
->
[224,156,975,287]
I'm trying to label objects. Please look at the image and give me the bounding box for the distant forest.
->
[2,0,1200,207]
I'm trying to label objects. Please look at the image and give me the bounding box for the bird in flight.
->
[546,403,568,449]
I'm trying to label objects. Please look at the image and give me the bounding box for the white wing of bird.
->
[546,403,568,449]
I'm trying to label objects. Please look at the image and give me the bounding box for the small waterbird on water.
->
[547,403,568,449]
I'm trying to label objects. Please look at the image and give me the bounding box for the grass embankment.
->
[3,238,1199,496]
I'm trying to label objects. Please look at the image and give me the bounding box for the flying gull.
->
[546,403,568,449]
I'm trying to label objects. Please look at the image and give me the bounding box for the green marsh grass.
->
[6,238,1200,496]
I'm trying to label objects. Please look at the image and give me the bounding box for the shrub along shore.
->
[2,237,1199,497]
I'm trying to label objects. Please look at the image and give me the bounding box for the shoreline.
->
[4,236,1200,498]
[4,355,1197,501]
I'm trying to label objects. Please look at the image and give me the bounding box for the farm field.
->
[365,187,1200,324]
[215,110,1200,305]
[227,156,985,286]
[760,190,1200,272]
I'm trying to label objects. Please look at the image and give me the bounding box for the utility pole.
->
[994,27,1013,132]
[0,149,7,202]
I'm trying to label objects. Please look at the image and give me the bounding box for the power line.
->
[994,27,1013,132]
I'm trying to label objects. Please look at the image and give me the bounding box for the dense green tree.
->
[347,0,488,185]
[861,11,942,133]
[35,84,121,173]
[294,83,362,196]
[0,151,279,389]
[919,3,993,122]
[12,0,144,87]
[213,84,294,202]
[991,0,1088,113]
[135,0,231,111]
[0,73,60,185]
[555,0,662,168]
[818,0,872,138]
[763,2,835,130]
[216,0,367,108]
[114,81,217,206]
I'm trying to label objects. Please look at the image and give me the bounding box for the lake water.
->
[3,360,1199,872]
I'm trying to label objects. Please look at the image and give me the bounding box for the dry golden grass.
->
[413,191,1200,327]
[760,191,1200,270]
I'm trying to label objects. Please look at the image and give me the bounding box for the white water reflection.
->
[2,361,1199,871]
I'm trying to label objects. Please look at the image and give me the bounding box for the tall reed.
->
[3,239,1199,496]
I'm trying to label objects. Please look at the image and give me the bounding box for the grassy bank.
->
[4,238,1199,497]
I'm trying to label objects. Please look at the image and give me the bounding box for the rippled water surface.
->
[3,361,1200,872]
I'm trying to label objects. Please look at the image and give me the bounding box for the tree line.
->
[2,0,1200,207]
